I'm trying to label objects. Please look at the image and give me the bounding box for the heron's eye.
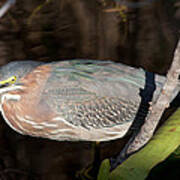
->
[9,76,17,84]
[11,76,16,81]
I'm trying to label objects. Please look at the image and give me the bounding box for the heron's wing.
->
[41,60,165,130]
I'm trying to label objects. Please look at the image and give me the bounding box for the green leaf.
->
[97,159,111,180]
[109,108,180,180]
[172,145,180,158]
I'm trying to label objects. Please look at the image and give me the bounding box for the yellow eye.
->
[10,76,16,82]
[9,76,17,84]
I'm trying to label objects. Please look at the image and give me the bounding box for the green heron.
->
[0,60,179,141]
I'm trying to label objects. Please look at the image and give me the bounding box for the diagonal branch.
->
[126,39,180,153]
[0,0,16,18]
[112,39,180,169]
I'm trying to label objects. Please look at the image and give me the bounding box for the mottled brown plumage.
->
[0,60,179,141]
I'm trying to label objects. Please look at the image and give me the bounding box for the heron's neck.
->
[0,85,23,106]
[0,85,24,94]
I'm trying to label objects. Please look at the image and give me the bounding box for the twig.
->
[0,0,16,18]
[111,39,180,169]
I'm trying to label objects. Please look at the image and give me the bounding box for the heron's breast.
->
[1,99,57,136]
[1,100,28,134]
[1,99,134,141]
[1,99,79,140]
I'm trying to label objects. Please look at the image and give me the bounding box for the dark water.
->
[0,0,179,179]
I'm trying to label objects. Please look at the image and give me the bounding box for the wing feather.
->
[41,60,165,129]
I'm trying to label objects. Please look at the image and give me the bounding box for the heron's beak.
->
[0,82,10,88]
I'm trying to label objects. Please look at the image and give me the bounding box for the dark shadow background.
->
[0,0,179,179]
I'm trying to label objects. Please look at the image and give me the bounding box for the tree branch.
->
[112,39,180,169]
[0,0,16,18]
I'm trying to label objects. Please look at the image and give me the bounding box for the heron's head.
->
[0,61,43,94]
